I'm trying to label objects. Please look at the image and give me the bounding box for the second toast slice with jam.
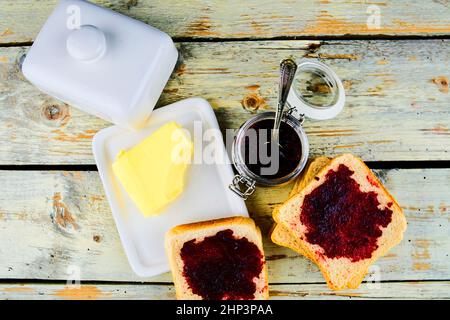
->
[274,154,407,290]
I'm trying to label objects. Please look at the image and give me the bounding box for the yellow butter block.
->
[112,122,193,216]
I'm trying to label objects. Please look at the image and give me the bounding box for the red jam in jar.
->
[300,164,393,262]
[243,119,302,179]
[180,229,264,300]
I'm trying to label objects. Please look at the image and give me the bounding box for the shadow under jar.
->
[229,59,345,199]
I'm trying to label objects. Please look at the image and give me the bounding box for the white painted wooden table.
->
[0,0,449,299]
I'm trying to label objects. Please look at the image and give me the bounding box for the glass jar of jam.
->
[229,59,345,199]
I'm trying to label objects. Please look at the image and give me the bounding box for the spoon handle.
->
[273,58,298,137]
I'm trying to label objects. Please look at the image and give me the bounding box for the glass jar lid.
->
[287,59,345,120]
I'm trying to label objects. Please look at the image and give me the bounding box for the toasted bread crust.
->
[289,156,331,197]
[166,216,269,300]
[167,216,258,238]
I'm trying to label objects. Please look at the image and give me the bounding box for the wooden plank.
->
[0,40,449,164]
[1,0,450,44]
[0,168,448,283]
[0,283,176,300]
[1,281,449,299]
[270,282,450,300]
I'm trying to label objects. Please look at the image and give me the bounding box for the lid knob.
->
[66,25,106,62]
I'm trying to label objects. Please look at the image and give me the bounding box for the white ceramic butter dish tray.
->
[92,98,248,277]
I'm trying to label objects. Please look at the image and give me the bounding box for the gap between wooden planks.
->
[0,168,448,285]
[1,0,450,44]
[0,40,449,164]
[0,281,449,300]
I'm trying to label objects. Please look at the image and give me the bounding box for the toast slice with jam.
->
[165,216,269,300]
[271,156,368,289]
[273,154,407,290]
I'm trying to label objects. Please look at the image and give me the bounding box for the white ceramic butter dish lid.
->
[22,0,178,130]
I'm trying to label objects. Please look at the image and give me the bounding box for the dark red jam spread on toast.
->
[300,164,393,262]
[180,229,264,300]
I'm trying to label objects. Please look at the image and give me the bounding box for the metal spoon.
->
[272,58,298,142]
